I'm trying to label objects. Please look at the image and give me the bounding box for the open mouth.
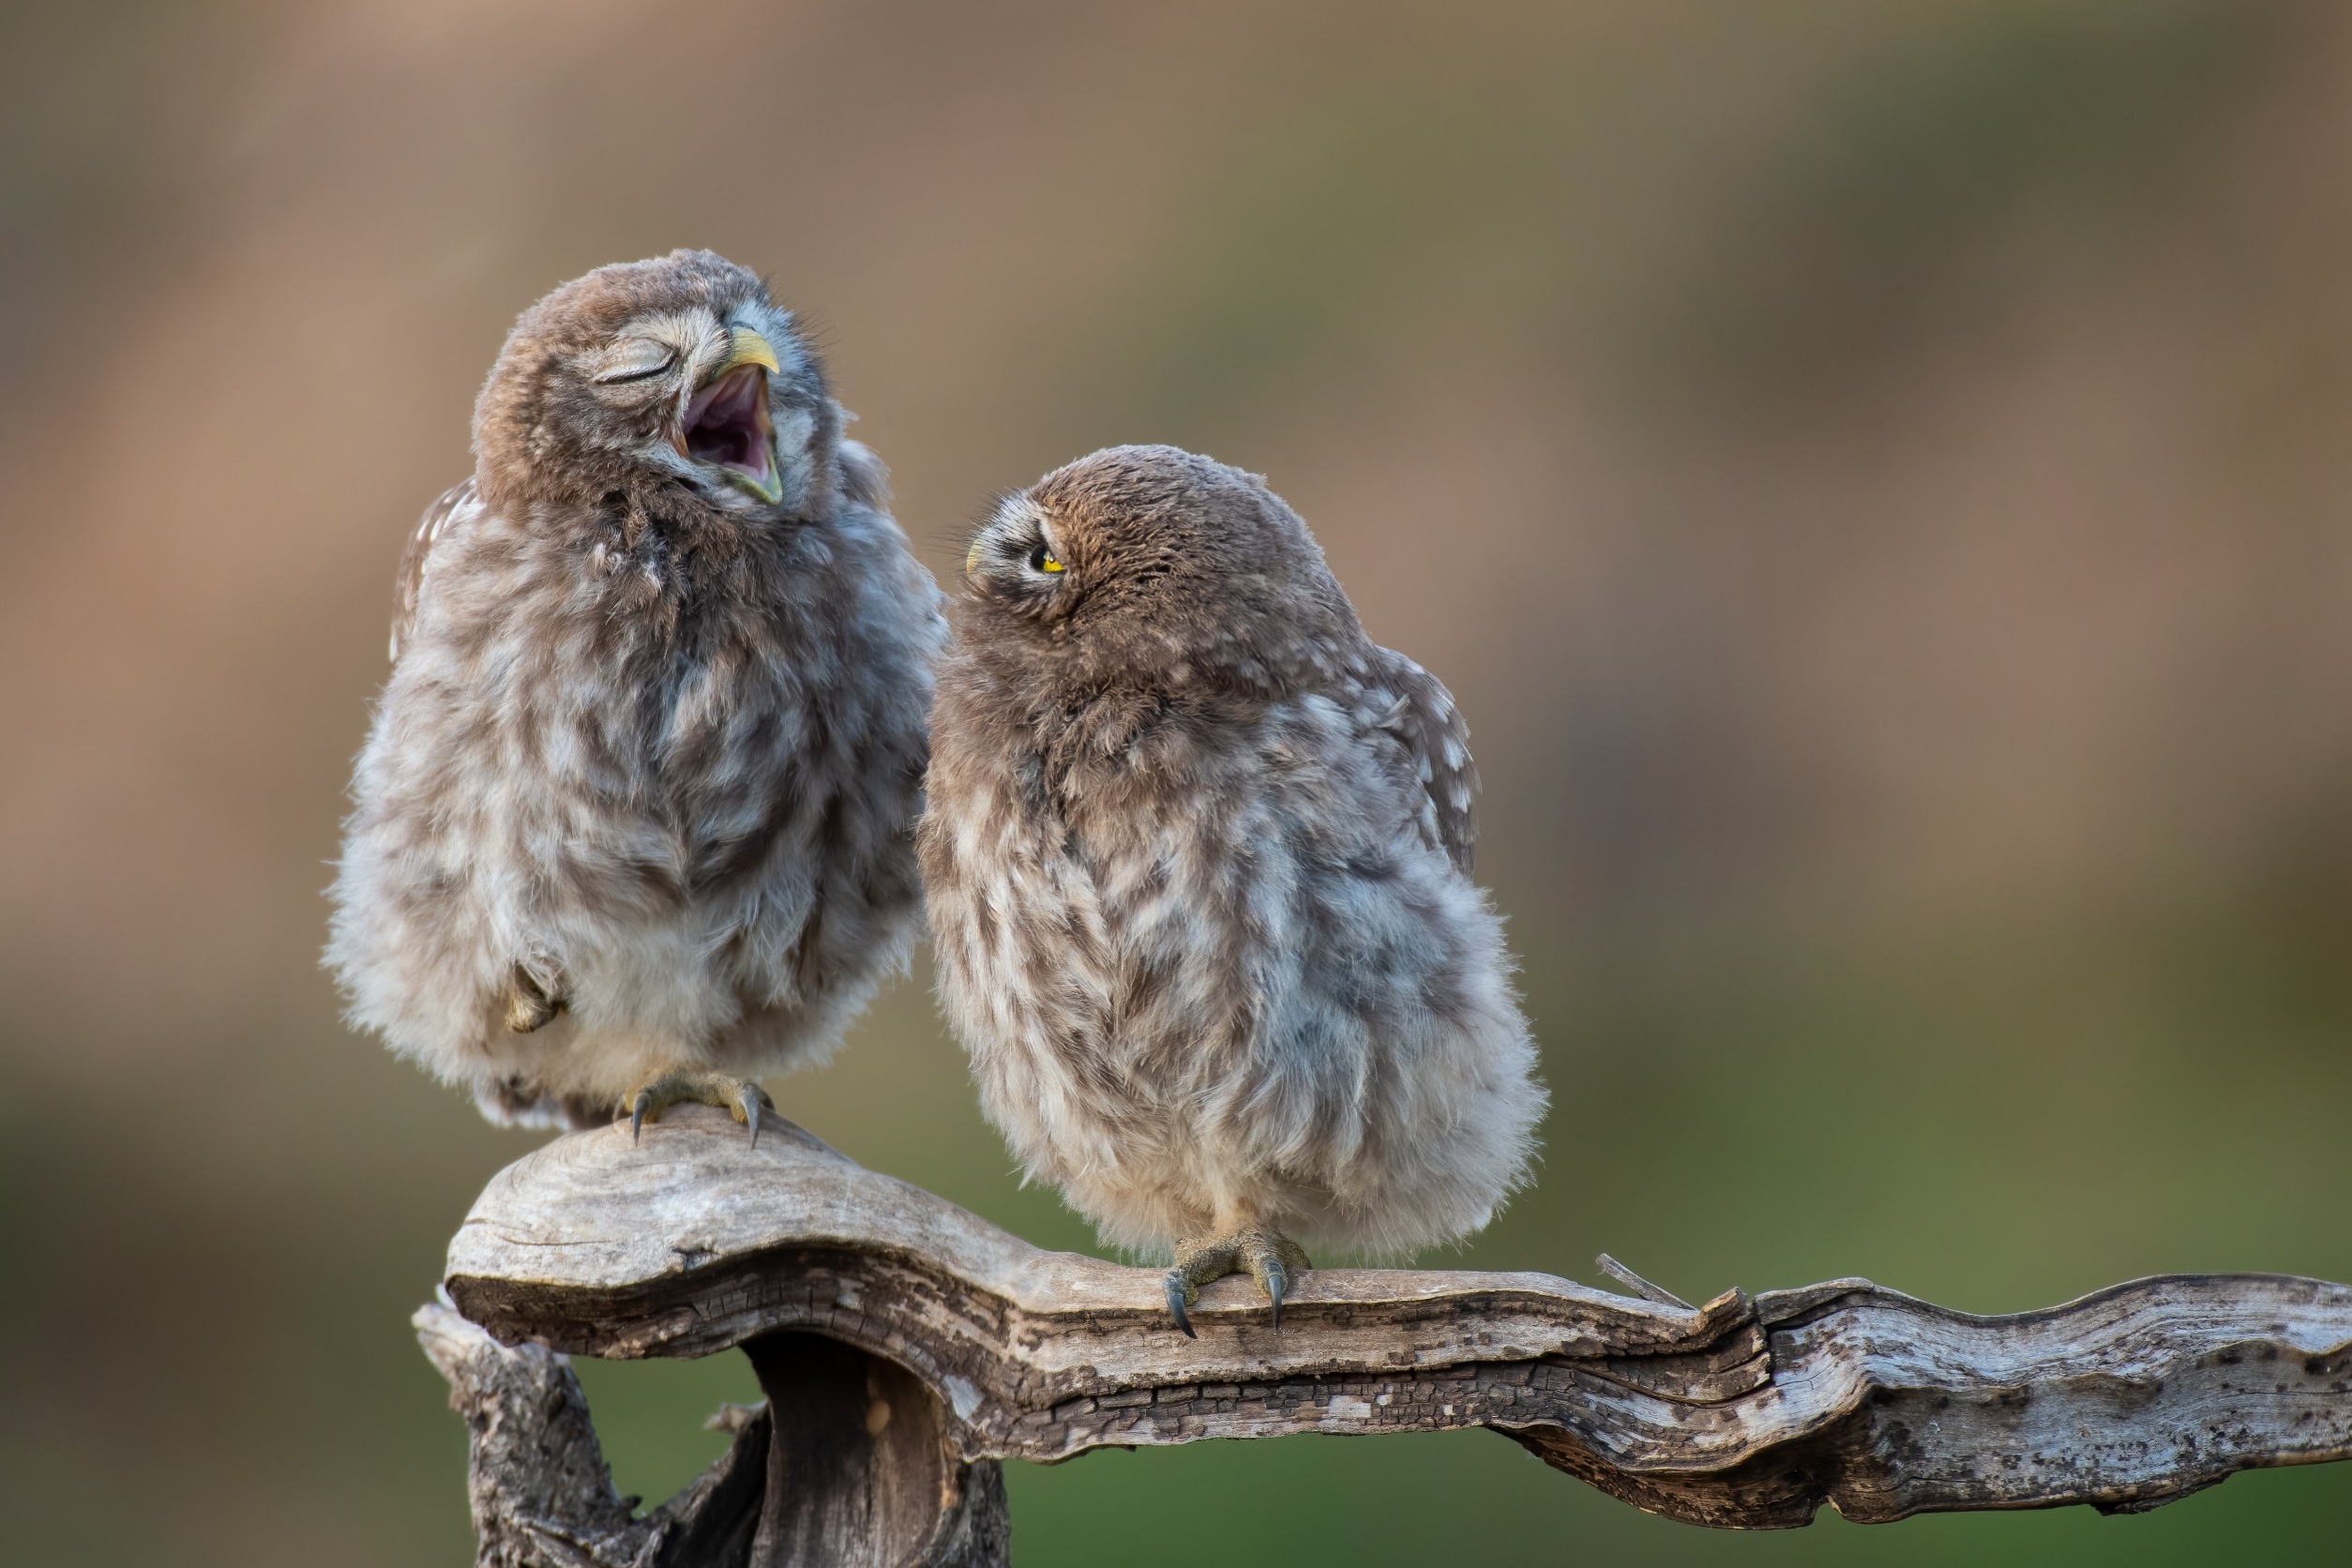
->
[680,352,780,503]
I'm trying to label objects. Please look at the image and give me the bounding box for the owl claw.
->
[1166,1227,1309,1334]
[1164,1272,1198,1337]
[618,1070,774,1149]
[505,962,566,1033]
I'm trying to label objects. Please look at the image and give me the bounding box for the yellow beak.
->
[718,325,781,379]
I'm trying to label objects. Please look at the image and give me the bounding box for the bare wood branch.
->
[1593,1252,1693,1309]
[417,1296,1007,1568]
[440,1106,2352,1541]
[414,1300,772,1567]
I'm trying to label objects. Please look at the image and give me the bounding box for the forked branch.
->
[424,1107,2352,1565]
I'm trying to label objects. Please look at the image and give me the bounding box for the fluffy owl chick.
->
[921,445,1545,1332]
[327,250,944,1139]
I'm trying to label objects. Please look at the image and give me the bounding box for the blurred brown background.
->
[4,0,2350,1562]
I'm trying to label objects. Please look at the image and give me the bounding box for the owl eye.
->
[593,341,678,384]
[1029,543,1064,575]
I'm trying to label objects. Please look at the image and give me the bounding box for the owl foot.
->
[620,1069,775,1149]
[505,962,566,1033]
[1162,1229,1312,1337]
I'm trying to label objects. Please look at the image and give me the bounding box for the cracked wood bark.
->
[431,1105,2352,1563]
[415,1296,1007,1568]
[415,1300,776,1568]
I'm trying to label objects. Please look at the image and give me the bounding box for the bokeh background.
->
[5,0,2351,1561]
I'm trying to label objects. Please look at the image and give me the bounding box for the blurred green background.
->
[4,0,2351,1561]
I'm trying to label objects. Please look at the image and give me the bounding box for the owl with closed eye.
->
[919,445,1544,1331]
[327,249,944,1138]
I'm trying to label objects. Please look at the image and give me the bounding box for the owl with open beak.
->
[327,250,944,1138]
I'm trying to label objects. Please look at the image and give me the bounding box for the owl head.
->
[471,249,839,519]
[959,445,1365,692]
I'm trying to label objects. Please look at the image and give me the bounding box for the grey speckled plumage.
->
[328,250,945,1128]
[919,445,1545,1285]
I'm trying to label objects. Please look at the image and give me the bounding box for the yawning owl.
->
[328,250,944,1138]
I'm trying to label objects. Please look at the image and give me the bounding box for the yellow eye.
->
[1029,543,1064,574]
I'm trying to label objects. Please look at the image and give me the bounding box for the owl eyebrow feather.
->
[594,357,674,384]
[591,341,679,384]
[940,491,1021,563]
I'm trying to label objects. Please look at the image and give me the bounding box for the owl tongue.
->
[682,365,776,493]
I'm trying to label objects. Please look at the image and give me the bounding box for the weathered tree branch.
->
[429,1105,2352,1564]
[415,1299,776,1567]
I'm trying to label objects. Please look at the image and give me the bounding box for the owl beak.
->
[679,327,785,504]
[719,325,782,379]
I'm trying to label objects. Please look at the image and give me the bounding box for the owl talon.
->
[619,1069,774,1149]
[505,962,566,1033]
[1260,1257,1289,1331]
[1164,1271,1198,1337]
[1167,1227,1308,1334]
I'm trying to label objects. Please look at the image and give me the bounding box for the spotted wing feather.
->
[1368,646,1479,874]
[390,478,483,663]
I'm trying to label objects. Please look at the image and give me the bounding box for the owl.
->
[327,250,944,1139]
[920,445,1545,1332]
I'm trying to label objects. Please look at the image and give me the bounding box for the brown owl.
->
[920,445,1545,1332]
[327,250,944,1140]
